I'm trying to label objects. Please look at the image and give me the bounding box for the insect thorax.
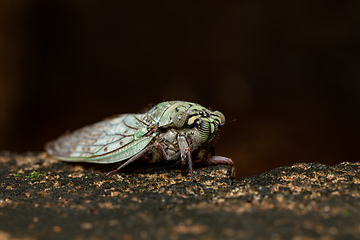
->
[143,127,213,164]
[139,101,223,164]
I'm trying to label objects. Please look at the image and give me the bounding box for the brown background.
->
[0,1,359,177]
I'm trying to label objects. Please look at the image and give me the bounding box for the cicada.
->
[45,101,234,181]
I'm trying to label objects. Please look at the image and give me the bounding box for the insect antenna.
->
[221,118,236,127]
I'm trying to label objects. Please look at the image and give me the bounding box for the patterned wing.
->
[45,113,154,164]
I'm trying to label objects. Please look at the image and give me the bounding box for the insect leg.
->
[207,156,235,179]
[177,135,195,182]
[185,147,194,182]
[104,142,169,179]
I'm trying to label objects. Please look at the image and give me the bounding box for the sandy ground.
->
[1,151,360,240]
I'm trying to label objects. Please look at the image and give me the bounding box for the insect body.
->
[45,101,234,181]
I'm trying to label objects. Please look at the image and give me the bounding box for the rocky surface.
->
[1,151,360,240]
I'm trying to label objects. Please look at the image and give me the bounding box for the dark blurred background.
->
[1,1,359,178]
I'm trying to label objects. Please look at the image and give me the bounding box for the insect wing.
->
[45,113,154,163]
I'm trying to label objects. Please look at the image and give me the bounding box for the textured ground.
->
[1,151,360,240]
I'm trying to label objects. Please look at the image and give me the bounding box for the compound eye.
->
[212,111,225,125]
[194,121,210,143]
[173,111,187,128]
[194,119,219,143]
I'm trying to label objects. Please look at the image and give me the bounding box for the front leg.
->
[207,156,235,178]
[177,134,195,182]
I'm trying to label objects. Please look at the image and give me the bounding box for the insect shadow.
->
[63,160,210,179]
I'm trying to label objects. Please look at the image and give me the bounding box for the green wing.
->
[45,113,154,164]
